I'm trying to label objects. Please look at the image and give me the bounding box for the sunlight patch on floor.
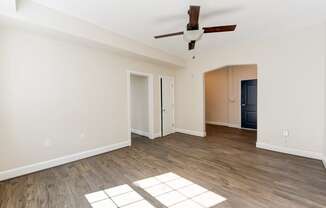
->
[85,184,154,208]
[85,172,226,208]
[134,172,226,207]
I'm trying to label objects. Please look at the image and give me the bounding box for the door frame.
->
[127,70,154,144]
[240,79,258,131]
[159,75,176,137]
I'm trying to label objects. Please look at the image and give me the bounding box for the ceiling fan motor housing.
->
[183,29,204,43]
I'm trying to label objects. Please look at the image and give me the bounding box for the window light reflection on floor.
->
[85,172,226,208]
[85,184,154,208]
[134,172,226,208]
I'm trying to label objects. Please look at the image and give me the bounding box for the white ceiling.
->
[31,0,326,58]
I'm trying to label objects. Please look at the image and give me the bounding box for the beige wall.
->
[205,65,257,128]
[205,67,229,125]
[0,25,176,175]
[131,74,149,134]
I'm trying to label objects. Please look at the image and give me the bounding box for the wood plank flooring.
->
[0,125,326,208]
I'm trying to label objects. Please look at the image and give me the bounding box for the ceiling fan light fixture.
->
[154,5,237,50]
[183,29,204,43]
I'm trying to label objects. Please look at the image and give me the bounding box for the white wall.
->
[205,65,257,128]
[131,74,149,135]
[324,28,326,167]
[176,24,326,160]
[0,25,176,177]
[0,0,16,13]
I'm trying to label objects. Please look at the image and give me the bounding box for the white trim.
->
[159,76,162,137]
[0,141,130,182]
[206,121,230,127]
[322,156,326,169]
[175,128,206,137]
[206,121,240,128]
[206,121,257,131]
[131,129,150,138]
[127,70,154,142]
[130,130,161,140]
[153,132,162,139]
[256,142,323,160]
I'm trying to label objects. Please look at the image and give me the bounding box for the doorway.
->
[127,71,154,144]
[160,76,175,137]
[204,64,258,142]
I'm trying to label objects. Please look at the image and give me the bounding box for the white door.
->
[161,76,175,136]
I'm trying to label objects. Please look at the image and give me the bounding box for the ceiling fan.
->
[154,5,237,50]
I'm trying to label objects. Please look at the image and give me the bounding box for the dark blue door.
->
[241,80,257,129]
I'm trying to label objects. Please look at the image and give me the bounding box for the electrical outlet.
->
[282,129,289,137]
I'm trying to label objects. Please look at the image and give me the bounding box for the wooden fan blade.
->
[188,5,200,30]
[154,31,184,39]
[203,25,237,33]
[188,40,196,50]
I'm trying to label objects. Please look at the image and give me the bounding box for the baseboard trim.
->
[206,121,245,129]
[206,121,256,131]
[175,128,206,137]
[152,132,162,139]
[131,129,150,138]
[206,121,237,128]
[206,121,241,129]
[0,141,130,182]
[131,129,161,139]
[256,142,323,160]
